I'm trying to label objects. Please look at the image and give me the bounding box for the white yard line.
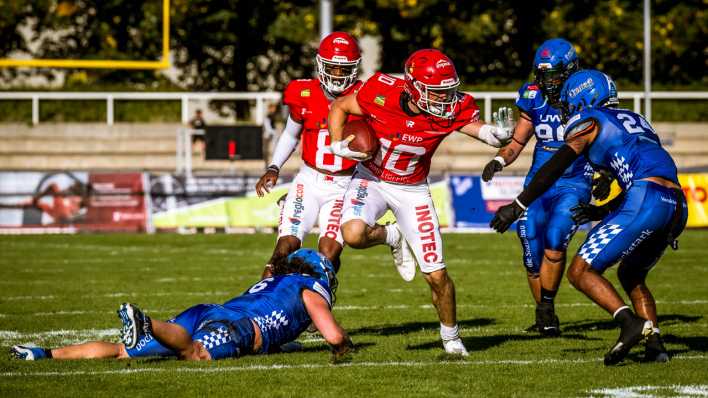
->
[588,384,708,398]
[1,355,706,378]
[2,300,707,318]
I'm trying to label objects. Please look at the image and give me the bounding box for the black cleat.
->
[535,302,561,337]
[644,334,670,363]
[117,303,152,349]
[604,316,653,366]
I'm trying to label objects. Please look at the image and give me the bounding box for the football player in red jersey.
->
[255,32,362,274]
[328,49,513,355]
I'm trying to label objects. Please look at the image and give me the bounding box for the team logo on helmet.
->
[435,59,451,68]
[541,48,551,57]
[569,77,594,98]
[332,37,349,45]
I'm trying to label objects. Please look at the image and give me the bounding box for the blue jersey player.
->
[482,38,601,336]
[490,70,687,365]
[10,249,354,363]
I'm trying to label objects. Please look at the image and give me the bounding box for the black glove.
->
[490,200,525,233]
[482,158,504,182]
[592,170,614,201]
[570,203,610,225]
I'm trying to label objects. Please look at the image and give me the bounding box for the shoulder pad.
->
[564,109,599,139]
[283,79,317,106]
[356,72,402,111]
[515,82,541,114]
[454,93,480,124]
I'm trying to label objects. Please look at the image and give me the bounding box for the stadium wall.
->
[1,171,707,234]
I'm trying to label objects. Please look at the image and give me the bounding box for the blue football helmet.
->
[560,69,619,120]
[533,38,579,106]
[287,248,338,300]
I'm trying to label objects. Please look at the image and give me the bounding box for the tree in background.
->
[0,0,704,92]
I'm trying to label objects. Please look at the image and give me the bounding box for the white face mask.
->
[412,80,460,119]
[316,55,360,95]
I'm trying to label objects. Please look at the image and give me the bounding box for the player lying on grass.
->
[10,249,353,362]
[490,70,687,365]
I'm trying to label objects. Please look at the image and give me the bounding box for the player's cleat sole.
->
[9,345,47,361]
[117,303,152,350]
[644,334,670,363]
[389,223,416,282]
[604,318,654,366]
[442,338,469,357]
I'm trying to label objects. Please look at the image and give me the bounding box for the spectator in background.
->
[263,102,281,164]
[189,109,207,153]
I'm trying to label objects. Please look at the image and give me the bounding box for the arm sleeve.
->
[269,116,303,169]
[517,145,580,207]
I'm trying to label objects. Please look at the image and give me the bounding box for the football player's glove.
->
[592,170,614,201]
[492,106,514,143]
[330,337,355,364]
[490,199,525,233]
[570,203,610,225]
[482,157,505,182]
[330,135,370,160]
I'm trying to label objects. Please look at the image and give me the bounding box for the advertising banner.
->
[149,173,451,229]
[449,174,525,229]
[0,171,147,233]
[678,173,708,228]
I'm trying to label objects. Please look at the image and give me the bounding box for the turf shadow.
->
[347,318,495,337]
[561,313,702,333]
[407,332,599,353]
[663,333,708,354]
[290,341,376,353]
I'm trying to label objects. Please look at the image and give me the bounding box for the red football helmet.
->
[316,32,361,95]
[404,49,460,118]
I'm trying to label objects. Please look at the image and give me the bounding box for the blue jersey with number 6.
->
[224,274,332,353]
[516,83,592,188]
[564,107,678,190]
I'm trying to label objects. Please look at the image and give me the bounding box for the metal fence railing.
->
[0,91,706,126]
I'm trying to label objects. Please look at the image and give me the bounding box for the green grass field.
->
[1,232,707,397]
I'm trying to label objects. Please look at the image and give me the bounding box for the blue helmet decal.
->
[287,248,338,297]
[560,69,619,116]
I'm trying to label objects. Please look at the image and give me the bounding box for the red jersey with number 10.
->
[355,72,480,185]
[283,79,362,173]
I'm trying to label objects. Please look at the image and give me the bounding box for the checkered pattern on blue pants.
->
[578,224,623,264]
[196,325,231,350]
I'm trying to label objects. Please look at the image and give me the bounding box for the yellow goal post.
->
[0,0,170,70]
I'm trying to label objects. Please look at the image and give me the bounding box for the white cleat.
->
[389,223,416,282]
[443,338,469,357]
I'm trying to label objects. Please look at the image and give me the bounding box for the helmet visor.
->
[535,67,566,105]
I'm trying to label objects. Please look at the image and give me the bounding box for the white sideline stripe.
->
[2,355,707,378]
[0,329,119,340]
[2,299,708,318]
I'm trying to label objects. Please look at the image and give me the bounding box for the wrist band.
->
[514,198,527,210]
[266,165,280,173]
[493,156,506,167]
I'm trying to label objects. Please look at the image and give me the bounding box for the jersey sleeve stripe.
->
[311,281,332,307]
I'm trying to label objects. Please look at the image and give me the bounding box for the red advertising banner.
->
[0,171,147,233]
